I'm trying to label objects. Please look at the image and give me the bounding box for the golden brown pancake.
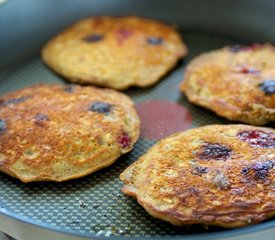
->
[180,44,275,125]
[120,124,275,228]
[42,16,187,90]
[0,84,140,182]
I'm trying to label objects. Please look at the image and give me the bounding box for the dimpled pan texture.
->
[0,84,140,182]
[120,124,275,228]
[180,44,275,125]
[42,16,187,90]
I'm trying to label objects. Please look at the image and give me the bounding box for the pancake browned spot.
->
[120,124,275,228]
[0,84,140,182]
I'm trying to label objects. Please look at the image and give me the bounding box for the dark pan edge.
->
[1,207,275,240]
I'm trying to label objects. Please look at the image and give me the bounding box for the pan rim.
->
[1,207,275,239]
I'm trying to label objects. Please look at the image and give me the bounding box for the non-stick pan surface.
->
[0,0,274,239]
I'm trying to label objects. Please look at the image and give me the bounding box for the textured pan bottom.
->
[1,31,272,238]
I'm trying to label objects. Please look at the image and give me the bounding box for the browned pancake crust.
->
[0,84,140,182]
[180,44,275,125]
[42,16,187,90]
[120,124,275,228]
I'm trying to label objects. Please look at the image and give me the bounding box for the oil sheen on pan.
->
[135,100,192,141]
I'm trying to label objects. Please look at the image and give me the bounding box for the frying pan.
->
[0,0,274,239]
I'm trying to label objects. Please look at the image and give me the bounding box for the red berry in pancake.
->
[118,132,131,148]
[237,130,275,148]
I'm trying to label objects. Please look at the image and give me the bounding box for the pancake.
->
[42,16,187,90]
[120,124,275,228]
[0,84,140,182]
[180,44,275,125]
